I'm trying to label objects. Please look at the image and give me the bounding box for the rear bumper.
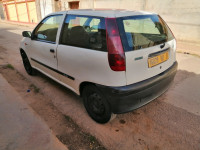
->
[96,61,178,114]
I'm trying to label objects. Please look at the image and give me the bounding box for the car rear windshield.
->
[117,15,174,51]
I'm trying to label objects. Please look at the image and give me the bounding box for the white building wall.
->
[0,1,5,20]
[80,0,94,8]
[40,0,53,18]
[60,0,200,43]
[94,0,145,10]
[144,0,200,43]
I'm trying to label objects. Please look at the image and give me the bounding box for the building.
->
[0,0,5,20]
[0,0,39,23]
[0,0,60,23]
[0,0,199,43]
[59,0,200,43]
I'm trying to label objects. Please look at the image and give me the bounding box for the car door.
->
[57,14,126,94]
[29,14,64,79]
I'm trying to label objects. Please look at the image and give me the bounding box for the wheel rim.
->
[88,93,105,115]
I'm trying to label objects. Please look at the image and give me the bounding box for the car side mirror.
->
[22,31,31,38]
[37,34,47,40]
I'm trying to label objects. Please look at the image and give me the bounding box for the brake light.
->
[105,18,125,71]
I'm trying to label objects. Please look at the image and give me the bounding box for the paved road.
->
[0,22,200,150]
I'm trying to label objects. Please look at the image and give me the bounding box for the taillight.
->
[105,18,125,71]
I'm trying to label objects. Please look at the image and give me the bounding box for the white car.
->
[20,9,177,123]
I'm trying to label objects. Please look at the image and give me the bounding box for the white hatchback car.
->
[20,9,177,123]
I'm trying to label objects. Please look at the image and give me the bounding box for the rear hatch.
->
[117,14,176,85]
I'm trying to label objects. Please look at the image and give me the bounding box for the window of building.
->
[68,1,79,9]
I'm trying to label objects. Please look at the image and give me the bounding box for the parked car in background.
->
[20,9,177,123]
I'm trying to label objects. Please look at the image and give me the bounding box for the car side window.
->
[60,15,107,51]
[33,15,63,43]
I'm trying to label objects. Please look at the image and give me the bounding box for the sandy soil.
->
[0,65,106,150]
[1,63,200,150]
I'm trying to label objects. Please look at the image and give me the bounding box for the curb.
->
[0,73,68,150]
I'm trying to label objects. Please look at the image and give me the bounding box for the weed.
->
[190,53,200,58]
[6,64,14,70]
[89,135,97,143]
[29,84,40,93]
[64,115,72,121]
[81,132,98,144]
[64,115,99,145]
[177,51,200,58]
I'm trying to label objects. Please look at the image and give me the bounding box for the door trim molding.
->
[31,58,75,80]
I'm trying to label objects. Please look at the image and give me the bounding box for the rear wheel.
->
[82,85,112,124]
[20,50,36,75]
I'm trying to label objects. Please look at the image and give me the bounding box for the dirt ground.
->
[0,65,106,150]
[0,22,200,150]
[0,37,106,150]
[1,63,200,150]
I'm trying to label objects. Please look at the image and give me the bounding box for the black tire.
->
[20,50,36,76]
[82,85,111,124]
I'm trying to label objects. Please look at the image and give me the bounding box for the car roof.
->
[49,9,156,18]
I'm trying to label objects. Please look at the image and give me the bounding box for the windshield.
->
[117,15,174,51]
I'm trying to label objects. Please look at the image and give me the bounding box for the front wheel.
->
[82,85,112,124]
[20,50,36,76]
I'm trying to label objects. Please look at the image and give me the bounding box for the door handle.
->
[50,49,55,53]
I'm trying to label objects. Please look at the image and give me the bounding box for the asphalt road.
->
[0,22,200,150]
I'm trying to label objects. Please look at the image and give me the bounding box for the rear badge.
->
[135,56,143,61]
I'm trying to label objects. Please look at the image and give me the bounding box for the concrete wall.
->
[35,0,42,22]
[35,0,59,22]
[144,0,200,43]
[0,1,5,20]
[61,0,94,10]
[40,0,53,18]
[94,0,145,10]
[53,0,62,12]
[60,0,200,43]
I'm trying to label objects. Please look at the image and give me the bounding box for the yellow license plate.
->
[148,51,169,68]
